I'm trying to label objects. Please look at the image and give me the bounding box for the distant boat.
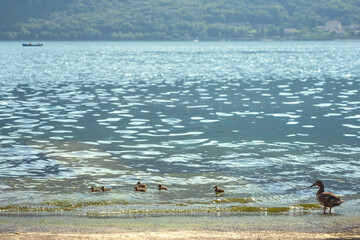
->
[22,43,43,47]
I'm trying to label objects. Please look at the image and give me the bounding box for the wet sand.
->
[1,214,360,240]
[2,229,360,240]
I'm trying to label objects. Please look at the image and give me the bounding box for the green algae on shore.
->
[85,206,294,216]
[0,199,321,216]
[0,204,293,214]
[0,199,320,215]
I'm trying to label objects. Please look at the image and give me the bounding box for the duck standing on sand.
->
[158,184,168,190]
[90,187,101,192]
[310,180,344,214]
[213,185,225,193]
[101,186,112,192]
[134,186,146,192]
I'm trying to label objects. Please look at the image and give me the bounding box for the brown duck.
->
[158,184,168,190]
[213,185,225,193]
[137,182,147,188]
[101,186,112,192]
[90,187,101,192]
[134,186,146,192]
[310,180,344,214]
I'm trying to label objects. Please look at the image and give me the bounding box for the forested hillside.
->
[1,0,360,40]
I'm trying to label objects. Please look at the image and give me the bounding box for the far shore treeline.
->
[2,0,360,41]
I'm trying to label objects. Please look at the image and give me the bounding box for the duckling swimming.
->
[134,186,146,192]
[137,182,147,188]
[158,184,168,190]
[310,180,344,214]
[101,186,112,192]
[90,187,101,192]
[213,185,225,193]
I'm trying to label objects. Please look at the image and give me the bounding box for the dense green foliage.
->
[1,0,360,40]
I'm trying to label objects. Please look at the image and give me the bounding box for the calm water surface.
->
[0,41,360,216]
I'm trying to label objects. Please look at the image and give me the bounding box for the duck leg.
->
[323,206,327,214]
[329,207,332,214]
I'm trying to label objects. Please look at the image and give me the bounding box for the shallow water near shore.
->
[0,41,360,222]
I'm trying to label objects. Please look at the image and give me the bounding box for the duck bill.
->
[309,184,315,188]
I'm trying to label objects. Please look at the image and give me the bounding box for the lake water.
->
[0,41,360,217]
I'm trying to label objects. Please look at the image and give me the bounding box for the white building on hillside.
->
[317,20,342,32]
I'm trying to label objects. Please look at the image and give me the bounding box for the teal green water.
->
[0,41,359,217]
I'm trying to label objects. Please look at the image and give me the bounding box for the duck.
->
[158,184,168,190]
[213,185,225,193]
[101,186,112,192]
[137,182,147,188]
[310,180,344,214]
[134,186,146,192]
[90,187,101,192]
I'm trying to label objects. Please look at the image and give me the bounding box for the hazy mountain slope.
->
[1,0,359,40]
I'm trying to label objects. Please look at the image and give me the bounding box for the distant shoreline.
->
[3,1,360,45]
[2,38,360,42]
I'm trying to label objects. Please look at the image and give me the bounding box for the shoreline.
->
[3,39,360,42]
[2,229,360,240]
[1,214,360,239]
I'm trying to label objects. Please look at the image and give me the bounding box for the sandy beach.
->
[1,214,360,240]
[2,229,360,240]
